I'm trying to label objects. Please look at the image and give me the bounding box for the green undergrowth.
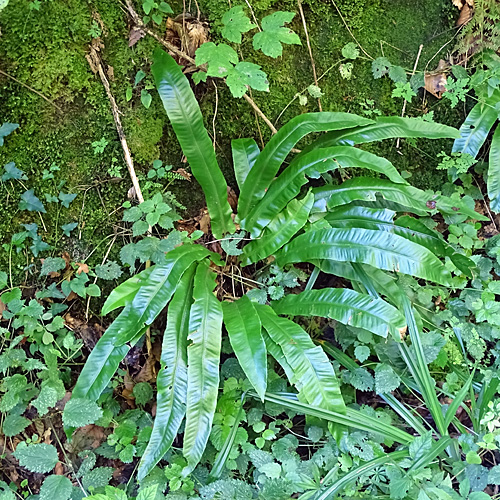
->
[0,0,461,277]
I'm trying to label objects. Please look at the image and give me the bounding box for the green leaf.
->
[141,89,153,109]
[13,443,59,473]
[159,2,173,13]
[133,382,153,406]
[220,231,244,256]
[2,162,27,181]
[277,227,453,286]
[488,125,500,212]
[182,261,223,475]
[115,244,211,345]
[272,287,405,338]
[0,122,19,146]
[311,177,486,221]
[195,42,238,77]
[374,363,401,393]
[58,192,77,208]
[237,112,373,219]
[226,61,269,98]
[95,261,123,280]
[63,398,103,427]
[309,116,460,151]
[138,265,195,480]
[222,296,267,400]
[39,475,72,500]
[371,57,391,79]
[408,432,432,461]
[2,414,30,437]
[242,192,314,265]
[40,257,66,276]
[19,189,46,213]
[257,305,345,414]
[152,49,234,238]
[221,6,256,43]
[242,145,406,237]
[252,11,301,57]
[453,91,499,158]
[61,222,78,236]
[231,138,260,190]
[341,42,359,59]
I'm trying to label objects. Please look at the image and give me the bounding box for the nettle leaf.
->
[13,442,59,473]
[39,475,72,500]
[252,11,301,58]
[341,42,359,60]
[0,122,19,146]
[372,57,392,79]
[133,382,153,406]
[63,398,103,427]
[374,363,401,394]
[3,414,30,437]
[19,189,46,213]
[226,62,269,98]
[354,345,370,363]
[195,42,239,77]
[2,162,27,181]
[40,257,66,276]
[95,261,123,280]
[221,6,256,43]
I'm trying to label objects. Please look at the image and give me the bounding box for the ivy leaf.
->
[372,57,392,79]
[341,42,359,60]
[2,162,27,181]
[19,190,46,213]
[63,398,103,427]
[3,414,30,437]
[0,122,19,146]
[226,62,269,98]
[374,363,400,394]
[13,442,59,473]
[30,236,51,257]
[61,222,78,237]
[221,6,256,43]
[58,192,77,208]
[39,475,72,500]
[252,12,301,58]
[95,261,123,280]
[40,257,66,276]
[195,42,238,77]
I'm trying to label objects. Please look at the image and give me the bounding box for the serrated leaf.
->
[341,42,359,60]
[19,189,46,213]
[372,57,391,79]
[221,232,244,256]
[40,257,66,276]
[252,11,301,58]
[307,84,323,98]
[39,475,72,500]
[354,345,370,363]
[2,414,30,437]
[63,398,103,427]
[374,363,400,394]
[95,261,123,280]
[195,42,239,77]
[13,442,59,473]
[82,467,113,490]
[221,6,256,43]
[133,382,153,406]
[226,62,269,98]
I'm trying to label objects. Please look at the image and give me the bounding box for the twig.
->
[87,46,145,204]
[330,0,373,60]
[396,44,423,150]
[242,94,278,134]
[298,0,322,111]
[0,68,65,114]
[244,0,261,31]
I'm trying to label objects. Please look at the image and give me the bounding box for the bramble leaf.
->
[195,42,239,77]
[221,6,256,43]
[252,12,300,58]
[19,190,46,213]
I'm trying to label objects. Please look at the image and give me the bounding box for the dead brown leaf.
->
[166,15,209,63]
[75,262,89,275]
[457,3,474,26]
[66,425,108,454]
[424,59,449,98]
[227,187,238,212]
[173,167,192,181]
[129,26,146,47]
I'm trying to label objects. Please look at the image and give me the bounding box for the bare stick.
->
[243,94,278,134]
[396,44,423,149]
[298,0,322,111]
[0,68,65,114]
[88,46,145,204]
[330,0,373,60]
